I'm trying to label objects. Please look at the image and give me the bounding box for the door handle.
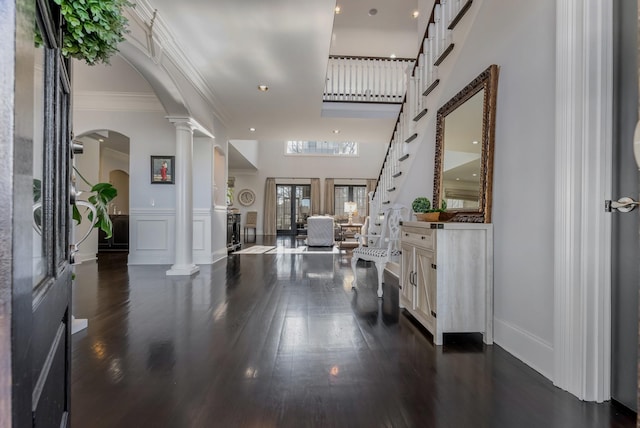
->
[605,197,640,213]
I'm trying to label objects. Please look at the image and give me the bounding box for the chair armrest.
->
[354,233,384,248]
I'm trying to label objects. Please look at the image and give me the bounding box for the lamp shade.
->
[344,201,357,213]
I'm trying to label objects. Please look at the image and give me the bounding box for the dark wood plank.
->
[71,237,636,428]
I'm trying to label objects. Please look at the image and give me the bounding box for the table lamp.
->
[344,201,357,225]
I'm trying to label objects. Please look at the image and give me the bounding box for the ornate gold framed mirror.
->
[433,64,499,223]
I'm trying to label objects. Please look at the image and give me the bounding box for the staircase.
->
[368,0,476,237]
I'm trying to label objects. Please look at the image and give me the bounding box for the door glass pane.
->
[276,185,291,230]
[32,43,46,287]
[353,186,367,216]
[56,90,69,268]
[295,186,310,227]
[334,186,349,217]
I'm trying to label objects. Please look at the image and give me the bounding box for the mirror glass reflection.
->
[441,89,484,210]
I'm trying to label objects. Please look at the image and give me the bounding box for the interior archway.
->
[73,129,131,262]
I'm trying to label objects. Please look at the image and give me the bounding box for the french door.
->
[0,1,74,426]
[276,184,311,235]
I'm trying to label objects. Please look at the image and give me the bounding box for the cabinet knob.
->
[421,236,425,240]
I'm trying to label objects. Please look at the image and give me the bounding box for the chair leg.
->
[375,261,385,298]
[351,255,358,289]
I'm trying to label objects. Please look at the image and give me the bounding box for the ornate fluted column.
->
[167,117,199,276]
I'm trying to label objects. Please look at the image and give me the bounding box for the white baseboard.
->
[494,317,554,381]
[74,252,97,264]
[128,253,173,265]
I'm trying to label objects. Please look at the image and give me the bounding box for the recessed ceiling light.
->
[334,6,341,14]
[368,8,378,16]
[412,10,419,18]
[390,54,397,59]
[472,140,479,144]
[472,173,478,177]
[257,85,269,92]
[98,138,104,142]
[456,178,460,181]
[249,127,256,132]
[333,129,340,134]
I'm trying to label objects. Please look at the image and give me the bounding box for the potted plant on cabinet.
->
[411,197,448,222]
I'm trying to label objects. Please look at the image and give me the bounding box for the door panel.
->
[1,1,73,427]
[400,243,414,306]
[414,248,436,331]
[611,0,639,411]
[276,184,310,235]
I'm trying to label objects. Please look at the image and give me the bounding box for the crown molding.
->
[74,91,164,112]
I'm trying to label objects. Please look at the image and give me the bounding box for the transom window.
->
[286,141,358,156]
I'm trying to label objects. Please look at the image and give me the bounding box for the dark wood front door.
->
[0,1,73,426]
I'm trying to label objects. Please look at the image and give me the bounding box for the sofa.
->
[306,216,335,246]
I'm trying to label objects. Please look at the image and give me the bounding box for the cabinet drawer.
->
[401,228,436,250]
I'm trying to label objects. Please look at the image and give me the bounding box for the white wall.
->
[396,0,556,378]
[230,140,387,235]
[74,55,154,93]
[229,140,259,168]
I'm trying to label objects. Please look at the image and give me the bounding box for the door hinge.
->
[431,311,437,318]
[431,263,437,270]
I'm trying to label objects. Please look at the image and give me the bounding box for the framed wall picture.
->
[151,155,175,184]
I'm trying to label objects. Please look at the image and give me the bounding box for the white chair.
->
[351,205,407,298]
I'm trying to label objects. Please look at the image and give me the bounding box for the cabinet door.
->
[414,247,436,331]
[400,242,415,307]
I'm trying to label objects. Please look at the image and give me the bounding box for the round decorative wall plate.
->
[237,188,256,206]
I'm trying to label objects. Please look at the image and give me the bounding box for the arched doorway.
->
[73,129,130,261]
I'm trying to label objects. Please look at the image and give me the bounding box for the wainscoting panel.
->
[128,209,174,265]
[137,220,170,250]
[129,208,216,265]
[193,209,214,264]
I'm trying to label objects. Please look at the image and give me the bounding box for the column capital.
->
[166,116,215,139]
[166,116,197,133]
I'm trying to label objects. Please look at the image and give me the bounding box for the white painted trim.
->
[125,0,230,125]
[554,0,613,402]
[130,208,174,215]
[74,91,164,112]
[494,318,554,380]
[73,252,97,264]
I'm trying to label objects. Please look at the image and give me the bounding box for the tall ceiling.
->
[146,0,421,144]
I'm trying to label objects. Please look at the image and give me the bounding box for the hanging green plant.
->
[53,0,133,65]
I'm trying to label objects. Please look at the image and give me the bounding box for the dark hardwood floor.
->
[71,237,636,428]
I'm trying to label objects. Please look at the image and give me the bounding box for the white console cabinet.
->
[400,221,493,345]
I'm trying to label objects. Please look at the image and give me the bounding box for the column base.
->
[166,264,200,276]
[71,316,88,335]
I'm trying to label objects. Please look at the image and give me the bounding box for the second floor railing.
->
[323,56,414,103]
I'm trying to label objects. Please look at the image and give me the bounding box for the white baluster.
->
[332,59,337,100]
[415,66,422,113]
[441,0,449,30]
[434,5,442,57]
[440,6,448,53]
[428,23,436,64]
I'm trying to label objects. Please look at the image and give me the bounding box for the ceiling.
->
[146,0,421,145]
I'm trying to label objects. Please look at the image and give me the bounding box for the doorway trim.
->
[554,0,613,402]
